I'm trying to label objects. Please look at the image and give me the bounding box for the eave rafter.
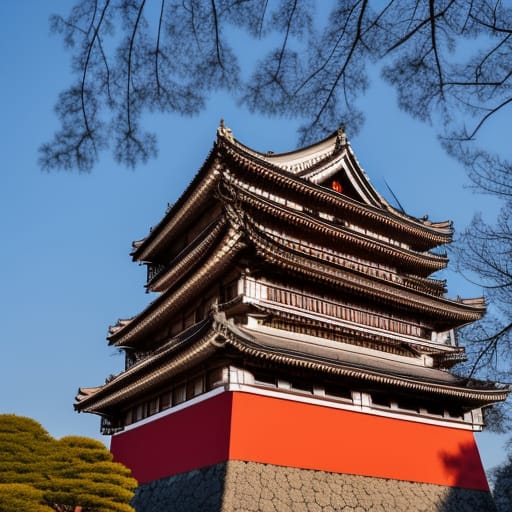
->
[222,179,448,276]
[76,314,509,414]
[147,215,227,292]
[237,303,460,360]
[244,220,484,326]
[221,323,507,405]
[108,227,246,347]
[218,135,453,249]
[248,216,447,297]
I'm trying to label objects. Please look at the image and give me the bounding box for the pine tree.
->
[0,415,136,512]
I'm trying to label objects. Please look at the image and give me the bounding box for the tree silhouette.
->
[450,150,512,429]
[41,1,511,172]
[492,444,512,511]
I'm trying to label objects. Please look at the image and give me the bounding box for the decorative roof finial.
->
[217,118,234,142]
[335,124,347,151]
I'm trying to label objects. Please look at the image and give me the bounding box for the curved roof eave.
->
[231,185,449,274]
[131,145,221,262]
[76,314,509,413]
[246,224,485,325]
[219,135,454,244]
[132,126,453,263]
[108,228,245,347]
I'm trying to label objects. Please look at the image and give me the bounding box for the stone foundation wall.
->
[131,463,226,511]
[131,461,497,512]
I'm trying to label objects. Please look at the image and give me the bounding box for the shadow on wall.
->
[439,442,498,512]
[131,463,227,512]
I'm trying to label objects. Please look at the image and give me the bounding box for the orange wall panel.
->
[229,392,489,490]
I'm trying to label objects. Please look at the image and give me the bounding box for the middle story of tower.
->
[75,125,508,435]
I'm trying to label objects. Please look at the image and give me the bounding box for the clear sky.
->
[0,2,508,474]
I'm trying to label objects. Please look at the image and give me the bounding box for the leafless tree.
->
[40,0,512,171]
[452,161,512,430]
[491,439,512,510]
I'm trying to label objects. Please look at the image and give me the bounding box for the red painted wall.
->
[110,392,232,483]
[110,390,489,490]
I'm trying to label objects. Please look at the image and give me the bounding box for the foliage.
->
[41,0,511,172]
[0,484,52,512]
[0,415,136,512]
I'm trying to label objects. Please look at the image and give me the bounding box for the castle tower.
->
[76,124,508,511]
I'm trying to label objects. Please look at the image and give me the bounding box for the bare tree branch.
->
[126,0,146,133]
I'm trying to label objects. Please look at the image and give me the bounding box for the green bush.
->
[0,415,137,512]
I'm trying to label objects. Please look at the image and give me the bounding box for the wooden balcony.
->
[240,276,428,340]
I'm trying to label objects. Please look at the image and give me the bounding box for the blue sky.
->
[0,2,507,473]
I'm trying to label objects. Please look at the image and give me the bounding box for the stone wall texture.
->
[131,461,497,512]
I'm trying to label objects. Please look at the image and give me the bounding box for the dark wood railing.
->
[242,277,427,339]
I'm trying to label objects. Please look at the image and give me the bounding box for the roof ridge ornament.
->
[217,118,234,142]
[335,124,347,152]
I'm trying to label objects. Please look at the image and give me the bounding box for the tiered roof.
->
[78,311,508,414]
[76,123,508,428]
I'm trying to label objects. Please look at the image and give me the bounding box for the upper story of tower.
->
[132,123,454,270]
[107,123,484,358]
